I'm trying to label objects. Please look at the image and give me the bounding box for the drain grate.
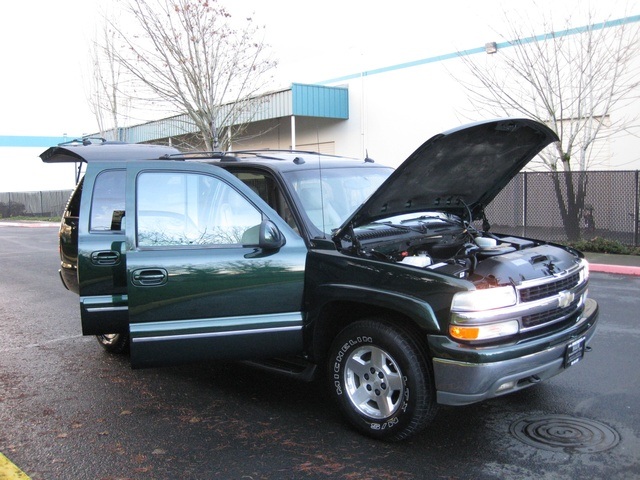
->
[510,415,620,453]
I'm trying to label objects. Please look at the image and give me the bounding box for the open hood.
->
[337,118,558,235]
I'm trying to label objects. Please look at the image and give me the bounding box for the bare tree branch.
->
[87,12,130,141]
[95,0,276,151]
[456,7,640,240]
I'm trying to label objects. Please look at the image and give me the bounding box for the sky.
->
[2,0,637,139]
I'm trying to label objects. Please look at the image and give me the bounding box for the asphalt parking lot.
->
[1,225,639,479]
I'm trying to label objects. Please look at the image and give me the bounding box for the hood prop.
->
[482,210,491,233]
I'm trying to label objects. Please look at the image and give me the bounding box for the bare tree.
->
[87,13,129,142]
[101,0,276,151]
[458,10,640,240]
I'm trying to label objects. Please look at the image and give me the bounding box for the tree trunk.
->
[550,171,587,241]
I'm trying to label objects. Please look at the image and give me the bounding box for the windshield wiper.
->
[374,221,428,234]
[401,215,461,227]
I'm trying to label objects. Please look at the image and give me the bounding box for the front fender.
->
[311,283,441,332]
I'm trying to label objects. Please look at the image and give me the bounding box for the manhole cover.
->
[510,415,619,453]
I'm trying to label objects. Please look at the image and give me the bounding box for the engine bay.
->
[337,212,580,287]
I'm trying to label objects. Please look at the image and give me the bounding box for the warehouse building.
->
[1,13,639,195]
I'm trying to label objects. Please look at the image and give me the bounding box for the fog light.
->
[496,381,516,392]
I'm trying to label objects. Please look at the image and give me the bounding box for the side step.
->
[243,357,318,382]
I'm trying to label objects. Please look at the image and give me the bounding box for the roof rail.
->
[58,136,109,146]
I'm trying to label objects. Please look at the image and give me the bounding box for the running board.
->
[243,357,318,382]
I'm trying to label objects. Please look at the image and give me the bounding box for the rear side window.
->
[230,170,299,233]
[90,170,126,232]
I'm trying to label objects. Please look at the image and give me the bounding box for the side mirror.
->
[259,220,285,250]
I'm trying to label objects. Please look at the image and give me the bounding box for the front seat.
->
[298,187,342,232]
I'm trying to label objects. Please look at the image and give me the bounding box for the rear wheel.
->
[96,333,130,354]
[328,318,438,441]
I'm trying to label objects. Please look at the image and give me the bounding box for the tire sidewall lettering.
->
[401,376,409,412]
[370,415,400,431]
[333,335,373,396]
[327,320,436,440]
[332,334,408,430]
[368,385,409,431]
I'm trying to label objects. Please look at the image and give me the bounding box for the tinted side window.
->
[90,170,125,232]
[231,170,299,233]
[136,171,262,247]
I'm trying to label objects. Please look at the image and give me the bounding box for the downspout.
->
[291,115,296,150]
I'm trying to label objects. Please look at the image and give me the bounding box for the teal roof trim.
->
[292,83,349,119]
[317,14,640,85]
[0,135,73,147]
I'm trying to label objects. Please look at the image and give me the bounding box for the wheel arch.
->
[308,285,441,362]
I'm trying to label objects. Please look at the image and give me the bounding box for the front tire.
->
[328,319,437,441]
[96,333,130,354]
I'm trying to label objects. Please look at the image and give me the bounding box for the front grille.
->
[519,272,580,303]
[522,299,581,329]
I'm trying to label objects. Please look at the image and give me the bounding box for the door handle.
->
[131,268,168,286]
[91,250,120,266]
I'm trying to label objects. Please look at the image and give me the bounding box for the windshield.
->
[284,166,393,234]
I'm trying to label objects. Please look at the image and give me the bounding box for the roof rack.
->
[58,136,109,146]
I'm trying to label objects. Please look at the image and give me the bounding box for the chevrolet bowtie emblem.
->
[558,290,575,309]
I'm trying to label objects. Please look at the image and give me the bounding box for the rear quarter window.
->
[90,170,126,232]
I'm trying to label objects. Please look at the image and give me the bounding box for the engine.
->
[339,213,580,286]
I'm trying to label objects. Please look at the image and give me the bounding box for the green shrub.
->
[0,202,26,218]
[567,237,640,255]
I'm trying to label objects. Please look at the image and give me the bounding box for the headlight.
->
[450,286,519,341]
[451,285,517,312]
[580,259,589,283]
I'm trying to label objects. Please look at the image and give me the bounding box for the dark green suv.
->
[41,119,598,441]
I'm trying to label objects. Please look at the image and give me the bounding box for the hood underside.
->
[340,118,558,234]
[40,143,181,164]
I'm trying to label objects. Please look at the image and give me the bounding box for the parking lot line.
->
[0,453,30,479]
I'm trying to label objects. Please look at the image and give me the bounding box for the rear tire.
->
[327,318,437,441]
[96,333,130,354]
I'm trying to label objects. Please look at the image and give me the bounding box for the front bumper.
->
[430,298,598,406]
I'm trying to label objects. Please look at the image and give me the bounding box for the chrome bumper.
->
[432,298,598,406]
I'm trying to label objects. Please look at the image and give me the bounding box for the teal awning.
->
[292,83,348,119]
[113,83,348,144]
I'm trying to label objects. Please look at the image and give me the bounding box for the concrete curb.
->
[0,221,59,228]
[589,263,640,276]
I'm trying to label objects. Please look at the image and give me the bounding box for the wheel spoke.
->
[345,354,369,378]
[370,347,386,370]
[350,385,373,407]
[385,370,403,392]
[378,395,394,417]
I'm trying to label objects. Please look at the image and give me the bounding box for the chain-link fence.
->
[485,170,639,246]
[0,190,72,218]
[1,171,639,246]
